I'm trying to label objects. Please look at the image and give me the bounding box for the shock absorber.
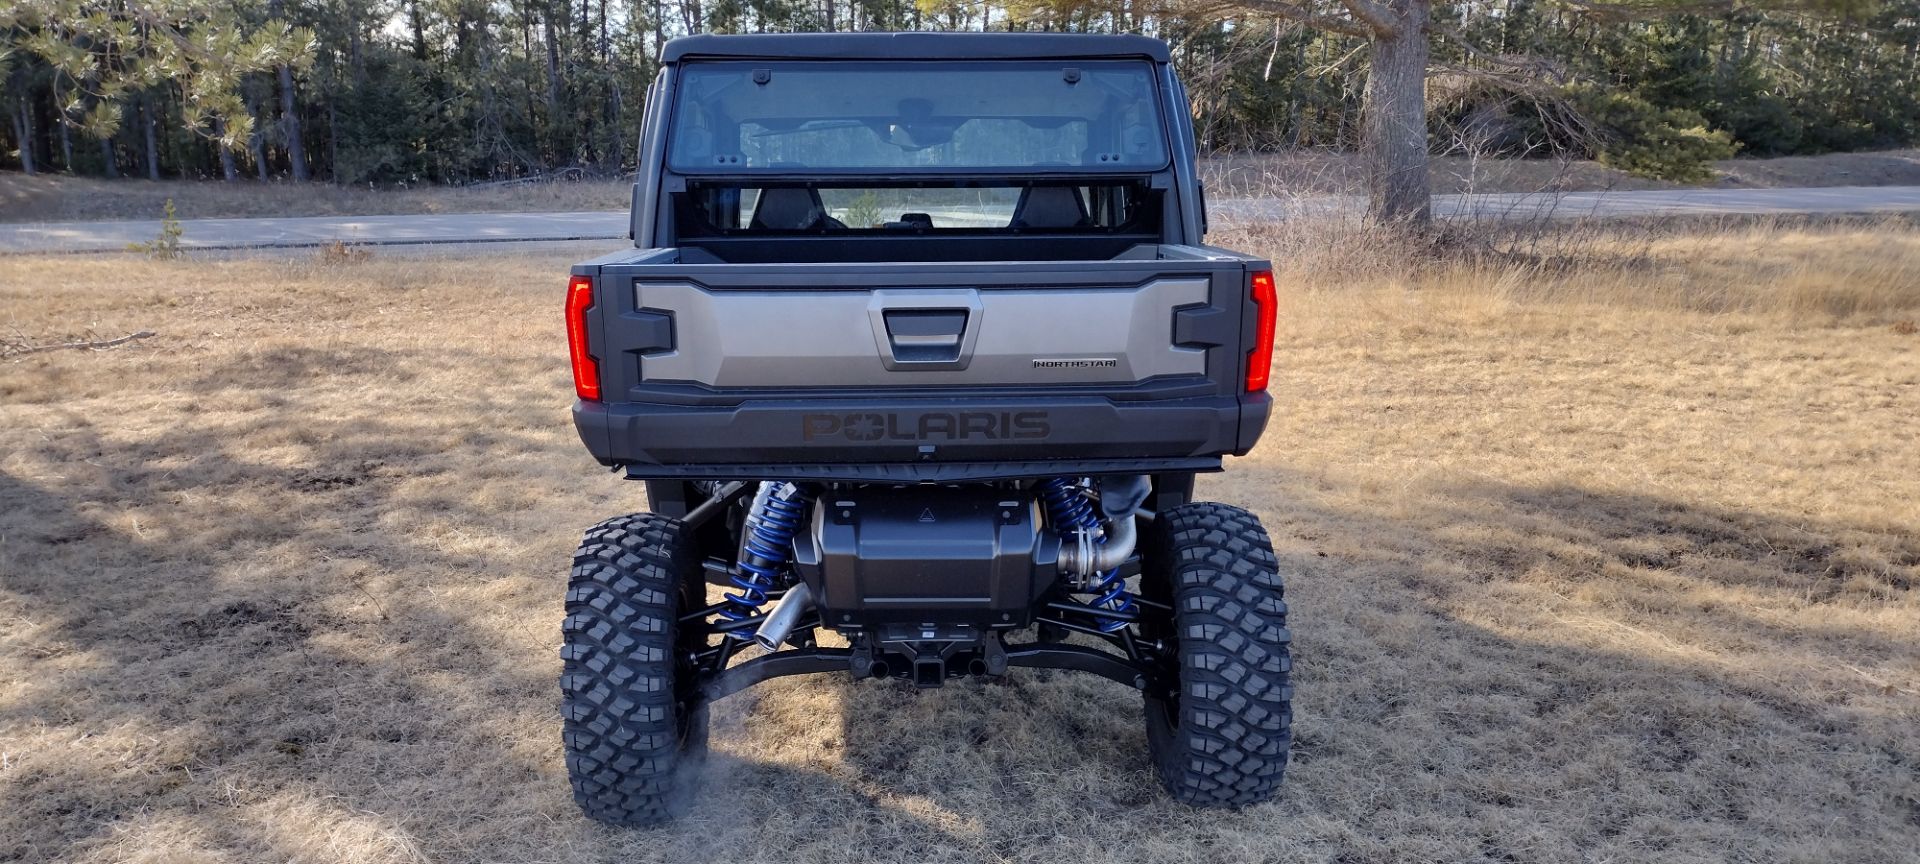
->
[1039,478,1136,633]
[721,482,814,629]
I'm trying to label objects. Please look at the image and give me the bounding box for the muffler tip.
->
[750,581,813,651]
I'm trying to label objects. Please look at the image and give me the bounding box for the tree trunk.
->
[247,93,270,180]
[278,65,309,182]
[12,100,35,175]
[545,12,562,114]
[328,97,339,182]
[652,0,663,63]
[141,96,161,180]
[349,18,362,78]
[409,0,429,62]
[55,85,73,170]
[1361,0,1432,226]
[100,135,118,178]
[545,9,563,168]
[215,115,238,181]
[1290,35,1308,147]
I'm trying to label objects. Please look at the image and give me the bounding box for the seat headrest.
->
[1013,186,1087,229]
[750,188,824,230]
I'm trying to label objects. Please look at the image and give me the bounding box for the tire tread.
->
[1145,502,1294,807]
[561,513,702,826]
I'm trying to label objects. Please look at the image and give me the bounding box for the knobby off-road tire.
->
[561,513,710,827]
[1140,502,1294,807]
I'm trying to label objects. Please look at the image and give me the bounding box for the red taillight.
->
[566,274,601,401]
[1245,269,1277,392]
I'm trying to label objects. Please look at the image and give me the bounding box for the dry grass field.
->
[3,220,1918,864]
[1200,148,1920,198]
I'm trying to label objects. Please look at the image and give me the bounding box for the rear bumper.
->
[575,392,1270,482]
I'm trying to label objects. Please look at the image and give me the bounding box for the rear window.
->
[674,182,1160,235]
[668,60,1168,173]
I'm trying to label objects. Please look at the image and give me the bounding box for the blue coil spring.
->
[721,482,812,623]
[1039,478,1136,633]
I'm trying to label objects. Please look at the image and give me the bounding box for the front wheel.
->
[560,513,710,826]
[1140,502,1294,807]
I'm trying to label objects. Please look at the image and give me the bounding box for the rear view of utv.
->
[561,32,1291,825]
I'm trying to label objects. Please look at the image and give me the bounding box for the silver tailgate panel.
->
[635,278,1209,388]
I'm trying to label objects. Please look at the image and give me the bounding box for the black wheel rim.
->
[673,572,710,740]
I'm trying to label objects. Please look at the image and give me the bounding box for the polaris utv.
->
[561,32,1290,825]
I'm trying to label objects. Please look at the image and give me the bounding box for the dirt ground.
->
[2,221,1917,863]
[5,148,1919,223]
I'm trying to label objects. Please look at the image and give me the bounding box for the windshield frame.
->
[662,58,1174,177]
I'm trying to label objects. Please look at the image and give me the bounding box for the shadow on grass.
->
[3,427,1916,862]
[0,402,979,862]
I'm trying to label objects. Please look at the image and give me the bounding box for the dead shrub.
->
[316,240,374,265]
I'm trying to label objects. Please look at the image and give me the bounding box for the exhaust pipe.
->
[1059,511,1138,578]
[752,581,813,651]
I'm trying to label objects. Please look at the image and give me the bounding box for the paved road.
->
[3,185,1917,254]
[0,210,629,254]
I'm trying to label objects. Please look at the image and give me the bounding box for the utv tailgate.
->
[572,246,1271,480]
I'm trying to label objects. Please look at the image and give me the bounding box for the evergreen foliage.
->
[2,0,1915,185]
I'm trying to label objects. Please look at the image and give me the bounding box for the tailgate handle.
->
[885,309,967,352]
[868,290,983,371]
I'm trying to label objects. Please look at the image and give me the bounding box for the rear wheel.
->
[561,513,710,826]
[1140,502,1294,807]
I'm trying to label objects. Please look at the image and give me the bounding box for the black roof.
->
[662,32,1170,64]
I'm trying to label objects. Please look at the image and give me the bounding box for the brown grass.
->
[1201,148,1920,198]
[314,241,375,266]
[2,221,1918,863]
